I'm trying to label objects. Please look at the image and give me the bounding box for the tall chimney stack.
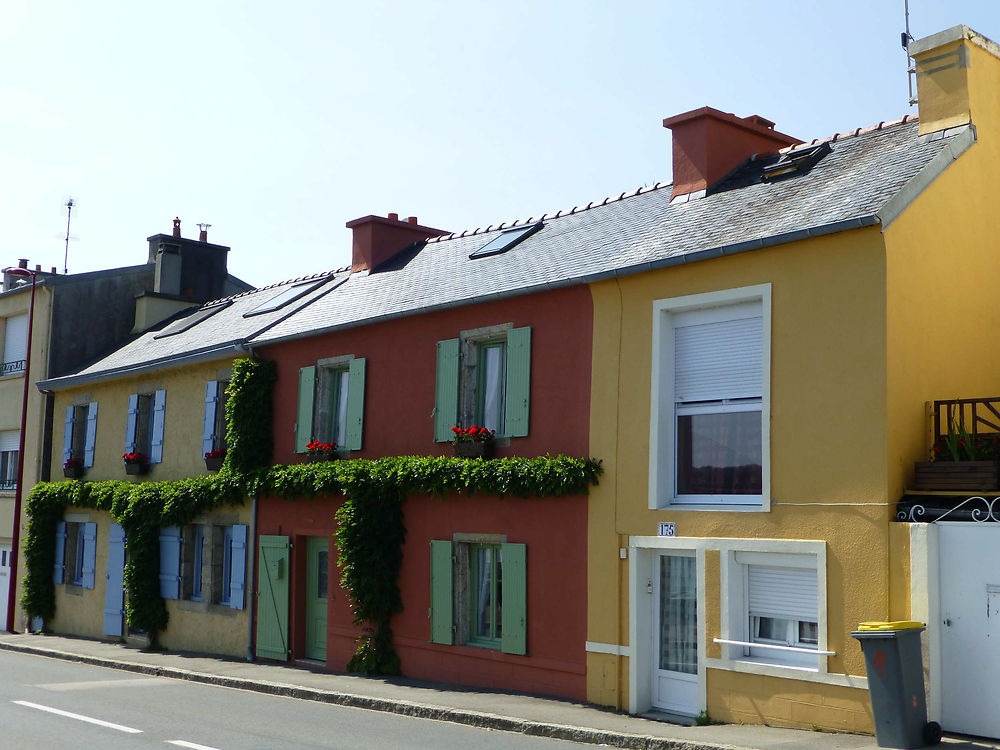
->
[346,213,449,274]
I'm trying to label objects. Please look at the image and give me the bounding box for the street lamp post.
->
[4,266,37,633]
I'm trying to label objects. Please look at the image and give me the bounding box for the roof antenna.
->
[63,197,75,274]
[902,0,917,106]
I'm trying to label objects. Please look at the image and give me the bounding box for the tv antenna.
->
[63,197,75,274]
[901,0,917,106]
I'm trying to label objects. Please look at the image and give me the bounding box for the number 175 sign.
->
[658,522,676,537]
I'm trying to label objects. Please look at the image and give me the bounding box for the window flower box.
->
[913,460,999,491]
[305,440,338,463]
[204,450,225,471]
[63,457,84,479]
[123,451,149,476]
[451,426,495,459]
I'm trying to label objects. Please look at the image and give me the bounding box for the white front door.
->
[0,544,10,627]
[652,552,698,715]
[939,524,1000,739]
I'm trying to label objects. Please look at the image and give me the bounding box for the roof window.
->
[243,279,324,318]
[761,142,831,182]
[469,222,543,260]
[154,301,232,339]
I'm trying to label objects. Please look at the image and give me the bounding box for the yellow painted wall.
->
[707,669,873,732]
[50,358,236,483]
[50,510,115,639]
[587,228,892,721]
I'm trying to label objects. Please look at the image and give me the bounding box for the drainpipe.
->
[246,493,258,661]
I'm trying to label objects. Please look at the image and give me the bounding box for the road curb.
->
[0,638,738,750]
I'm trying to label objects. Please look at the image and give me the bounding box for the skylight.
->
[243,279,324,318]
[761,142,832,182]
[153,301,232,339]
[469,222,543,259]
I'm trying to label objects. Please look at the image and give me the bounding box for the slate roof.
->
[42,115,972,387]
[40,271,341,386]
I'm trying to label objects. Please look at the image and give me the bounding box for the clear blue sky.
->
[2,1,999,287]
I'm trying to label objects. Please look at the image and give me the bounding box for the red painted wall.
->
[260,284,592,461]
[253,283,593,699]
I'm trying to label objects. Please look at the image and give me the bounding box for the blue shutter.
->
[83,402,98,468]
[158,526,182,599]
[81,522,97,590]
[202,381,219,457]
[434,339,460,442]
[150,389,166,463]
[229,524,248,610]
[103,524,126,636]
[62,406,74,463]
[53,521,67,584]
[344,358,366,452]
[500,543,527,655]
[295,366,316,453]
[124,394,139,453]
[504,327,531,438]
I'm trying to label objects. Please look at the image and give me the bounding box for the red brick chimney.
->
[346,213,449,273]
[662,107,802,199]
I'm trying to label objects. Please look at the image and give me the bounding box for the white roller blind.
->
[747,565,817,620]
[674,304,762,403]
[3,314,28,365]
[0,430,19,453]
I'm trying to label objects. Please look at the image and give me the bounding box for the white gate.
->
[938,524,1000,739]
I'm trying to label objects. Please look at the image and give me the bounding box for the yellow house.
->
[584,25,1000,736]
[29,274,333,657]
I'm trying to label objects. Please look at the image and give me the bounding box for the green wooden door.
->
[256,535,291,660]
[305,536,329,661]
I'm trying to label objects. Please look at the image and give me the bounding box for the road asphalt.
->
[0,632,995,750]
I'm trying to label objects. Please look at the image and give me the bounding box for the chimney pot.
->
[17,259,27,269]
[387,213,399,222]
[407,216,418,224]
[51,267,57,274]
[662,106,802,199]
[172,217,182,237]
[197,222,211,242]
[35,264,41,271]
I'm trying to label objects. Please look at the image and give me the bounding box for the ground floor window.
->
[160,523,247,610]
[52,520,96,589]
[429,535,526,655]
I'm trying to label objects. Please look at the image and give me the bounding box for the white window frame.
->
[315,355,354,448]
[720,546,827,673]
[649,284,771,511]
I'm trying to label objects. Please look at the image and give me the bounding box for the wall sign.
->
[658,522,676,537]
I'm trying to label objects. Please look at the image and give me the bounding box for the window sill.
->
[658,501,766,512]
[703,656,868,690]
[64,583,84,597]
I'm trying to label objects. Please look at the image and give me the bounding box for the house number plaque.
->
[658,522,676,537]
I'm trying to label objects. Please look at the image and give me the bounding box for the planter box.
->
[453,440,494,459]
[204,455,225,471]
[307,451,338,463]
[63,465,84,479]
[124,462,149,476]
[913,460,999,491]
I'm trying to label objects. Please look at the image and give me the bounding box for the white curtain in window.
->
[658,555,697,674]
[3,314,28,366]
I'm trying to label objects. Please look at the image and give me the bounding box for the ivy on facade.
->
[20,358,602,673]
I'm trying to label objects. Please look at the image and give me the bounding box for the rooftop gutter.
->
[252,214,881,348]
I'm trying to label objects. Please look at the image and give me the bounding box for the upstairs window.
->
[125,390,166,464]
[433,326,531,442]
[650,286,770,509]
[154,302,231,339]
[244,279,324,317]
[1,313,27,376]
[295,356,366,453]
[202,380,230,457]
[62,402,98,469]
[469,223,543,259]
[0,430,18,491]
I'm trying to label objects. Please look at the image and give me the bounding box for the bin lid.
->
[856,620,925,631]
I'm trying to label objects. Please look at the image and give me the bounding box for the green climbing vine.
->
[19,357,603,674]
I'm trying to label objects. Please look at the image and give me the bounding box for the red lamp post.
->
[4,266,37,632]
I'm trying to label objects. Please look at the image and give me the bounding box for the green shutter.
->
[344,358,366,451]
[295,366,316,453]
[501,542,527,655]
[434,339,460,442]
[429,540,454,644]
[504,327,531,438]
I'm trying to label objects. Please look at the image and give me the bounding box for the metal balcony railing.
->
[0,359,25,376]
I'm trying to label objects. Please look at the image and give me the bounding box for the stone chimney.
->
[147,218,231,300]
[346,213,449,273]
[662,107,802,199]
[909,25,1000,136]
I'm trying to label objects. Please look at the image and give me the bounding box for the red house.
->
[249,213,594,699]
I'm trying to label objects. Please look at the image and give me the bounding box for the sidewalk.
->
[0,632,992,750]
